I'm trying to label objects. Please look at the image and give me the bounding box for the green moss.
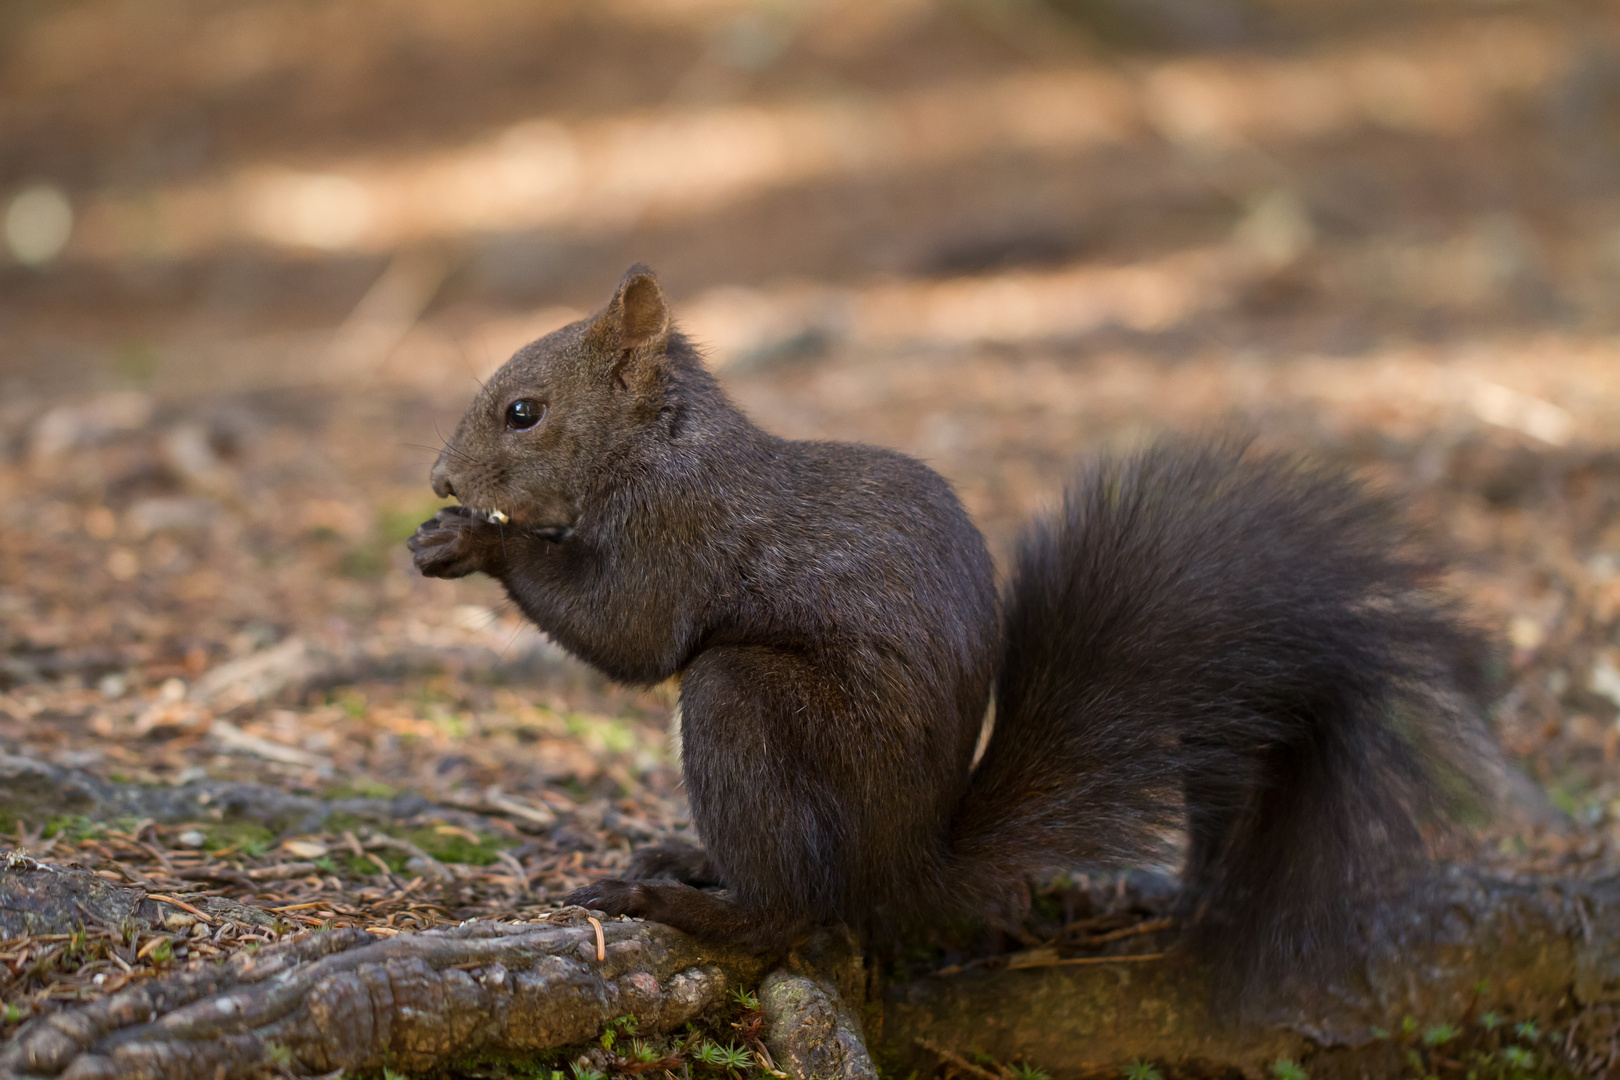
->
[199,822,276,857]
[425,704,467,740]
[1270,1060,1308,1080]
[691,1039,751,1073]
[400,826,505,866]
[335,690,369,718]
[1421,1023,1460,1047]
[42,816,107,842]
[429,1048,570,1080]
[331,826,509,876]
[325,777,400,800]
[1370,1006,1580,1080]
[564,713,638,755]
[1546,775,1594,819]
[341,853,384,875]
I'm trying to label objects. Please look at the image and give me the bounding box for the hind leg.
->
[566,643,918,951]
[627,841,723,887]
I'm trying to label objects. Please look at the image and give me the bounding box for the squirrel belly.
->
[410,265,1495,994]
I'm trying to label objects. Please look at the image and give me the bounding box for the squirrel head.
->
[429,264,677,539]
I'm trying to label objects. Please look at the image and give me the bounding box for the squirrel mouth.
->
[485,509,509,524]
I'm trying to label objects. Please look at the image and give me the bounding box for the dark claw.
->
[561,880,650,919]
[407,507,494,579]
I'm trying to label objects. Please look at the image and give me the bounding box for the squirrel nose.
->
[430,459,455,499]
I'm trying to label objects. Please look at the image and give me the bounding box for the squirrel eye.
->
[505,399,546,430]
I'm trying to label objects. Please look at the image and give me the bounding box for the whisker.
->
[401,441,484,473]
[402,441,456,458]
[430,422,486,467]
[494,598,527,663]
[455,339,488,392]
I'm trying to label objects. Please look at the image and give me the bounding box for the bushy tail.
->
[946,439,1493,992]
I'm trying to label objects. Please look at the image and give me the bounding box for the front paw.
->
[407,507,496,579]
[562,879,654,919]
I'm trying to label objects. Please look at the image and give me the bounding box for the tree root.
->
[7,856,1620,1077]
[0,852,278,939]
[1,857,885,1080]
[1,898,770,1080]
[882,867,1620,1078]
[761,969,877,1080]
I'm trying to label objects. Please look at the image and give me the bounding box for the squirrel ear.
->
[599,264,670,352]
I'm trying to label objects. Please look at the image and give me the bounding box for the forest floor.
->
[3,0,1620,1063]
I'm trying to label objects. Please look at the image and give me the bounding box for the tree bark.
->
[3,856,1616,1080]
[882,868,1619,1078]
[1,857,769,1080]
[0,852,277,940]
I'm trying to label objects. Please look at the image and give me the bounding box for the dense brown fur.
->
[410,266,1493,992]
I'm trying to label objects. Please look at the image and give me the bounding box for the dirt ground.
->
[3,0,1620,1062]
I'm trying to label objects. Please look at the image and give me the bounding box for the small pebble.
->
[177,829,207,848]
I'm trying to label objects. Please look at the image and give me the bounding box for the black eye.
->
[505,400,545,430]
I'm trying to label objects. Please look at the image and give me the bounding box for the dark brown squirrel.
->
[409,265,1494,993]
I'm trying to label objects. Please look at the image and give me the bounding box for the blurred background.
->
[3,0,1620,893]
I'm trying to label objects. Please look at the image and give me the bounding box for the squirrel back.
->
[411,266,1494,996]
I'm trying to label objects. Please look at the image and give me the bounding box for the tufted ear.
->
[593,264,670,354]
